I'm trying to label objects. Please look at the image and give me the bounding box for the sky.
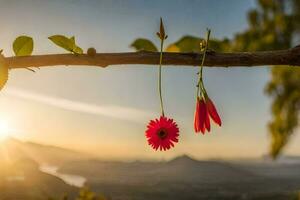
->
[0,0,299,160]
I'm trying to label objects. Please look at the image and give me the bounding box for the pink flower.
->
[145,116,179,151]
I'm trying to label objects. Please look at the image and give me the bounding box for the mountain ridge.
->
[2,137,300,165]
[0,137,94,166]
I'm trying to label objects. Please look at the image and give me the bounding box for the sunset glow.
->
[0,119,10,140]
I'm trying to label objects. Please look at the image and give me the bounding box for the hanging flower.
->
[145,116,179,151]
[194,29,221,134]
[194,97,212,134]
[145,18,180,151]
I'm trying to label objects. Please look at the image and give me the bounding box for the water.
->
[39,164,86,187]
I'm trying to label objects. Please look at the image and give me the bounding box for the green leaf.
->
[0,55,8,90]
[49,35,83,54]
[70,36,75,45]
[130,38,158,52]
[13,36,33,56]
[165,35,230,53]
[166,36,203,53]
[48,35,74,53]
[165,44,180,52]
[70,36,83,54]
[73,45,83,54]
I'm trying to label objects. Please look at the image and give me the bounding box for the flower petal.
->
[194,98,201,133]
[204,103,211,132]
[206,98,222,126]
[198,98,207,134]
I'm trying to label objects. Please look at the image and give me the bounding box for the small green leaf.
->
[166,36,203,53]
[165,44,180,52]
[73,45,83,54]
[130,38,158,52]
[166,35,230,53]
[13,36,33,56]
[70,36,75,45]
[70,36,83,54]
[49,35,83,54]
[0,55,8,90]
[48,35,74,53]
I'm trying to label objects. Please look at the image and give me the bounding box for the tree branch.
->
[5,46,300,69]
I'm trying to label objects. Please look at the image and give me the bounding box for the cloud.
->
[5,87,154,123]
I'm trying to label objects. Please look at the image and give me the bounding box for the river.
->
[39,164,86,187]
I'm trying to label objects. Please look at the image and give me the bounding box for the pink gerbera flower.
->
[145,116,179,151]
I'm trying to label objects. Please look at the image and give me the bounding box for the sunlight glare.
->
[0,120,11,140]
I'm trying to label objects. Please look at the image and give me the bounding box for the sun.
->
[0,120,11,140]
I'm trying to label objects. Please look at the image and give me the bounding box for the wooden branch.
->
[4,46,300,69]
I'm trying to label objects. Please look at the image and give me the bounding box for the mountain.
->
[167,154,199,165]
[0,137,93,166]
[274,155,300,165]
[0,138,300,199]
[59,154,258,184]
[59,154,300,200]
[0,138,85,199]
[0,165,78,200]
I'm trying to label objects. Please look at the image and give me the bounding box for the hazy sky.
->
[0,0,299,160]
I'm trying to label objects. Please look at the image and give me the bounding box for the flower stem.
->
[159,38,165,117]
[196,29,211,99]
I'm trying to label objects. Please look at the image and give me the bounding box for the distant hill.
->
[59,154,300,200]
[0,138,81,200]
[272,155,300,165]
[0,137,93,166]
[0,165,78,200]
[59,154,258,184]
[0,138,299,199]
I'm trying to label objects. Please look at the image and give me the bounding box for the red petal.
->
[198,99,206,134]
[204,103,211,132]
[206,98,222,126]
[194,98,200,133]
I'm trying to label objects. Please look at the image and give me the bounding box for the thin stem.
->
[159,39,165,117]
[196,29,211,98]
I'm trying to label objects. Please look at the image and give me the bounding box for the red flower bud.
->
[194,98,200,133]
[206,97,222,126]
[204,104,211,132]
[199,99,207,134]
[194,97,209,134]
